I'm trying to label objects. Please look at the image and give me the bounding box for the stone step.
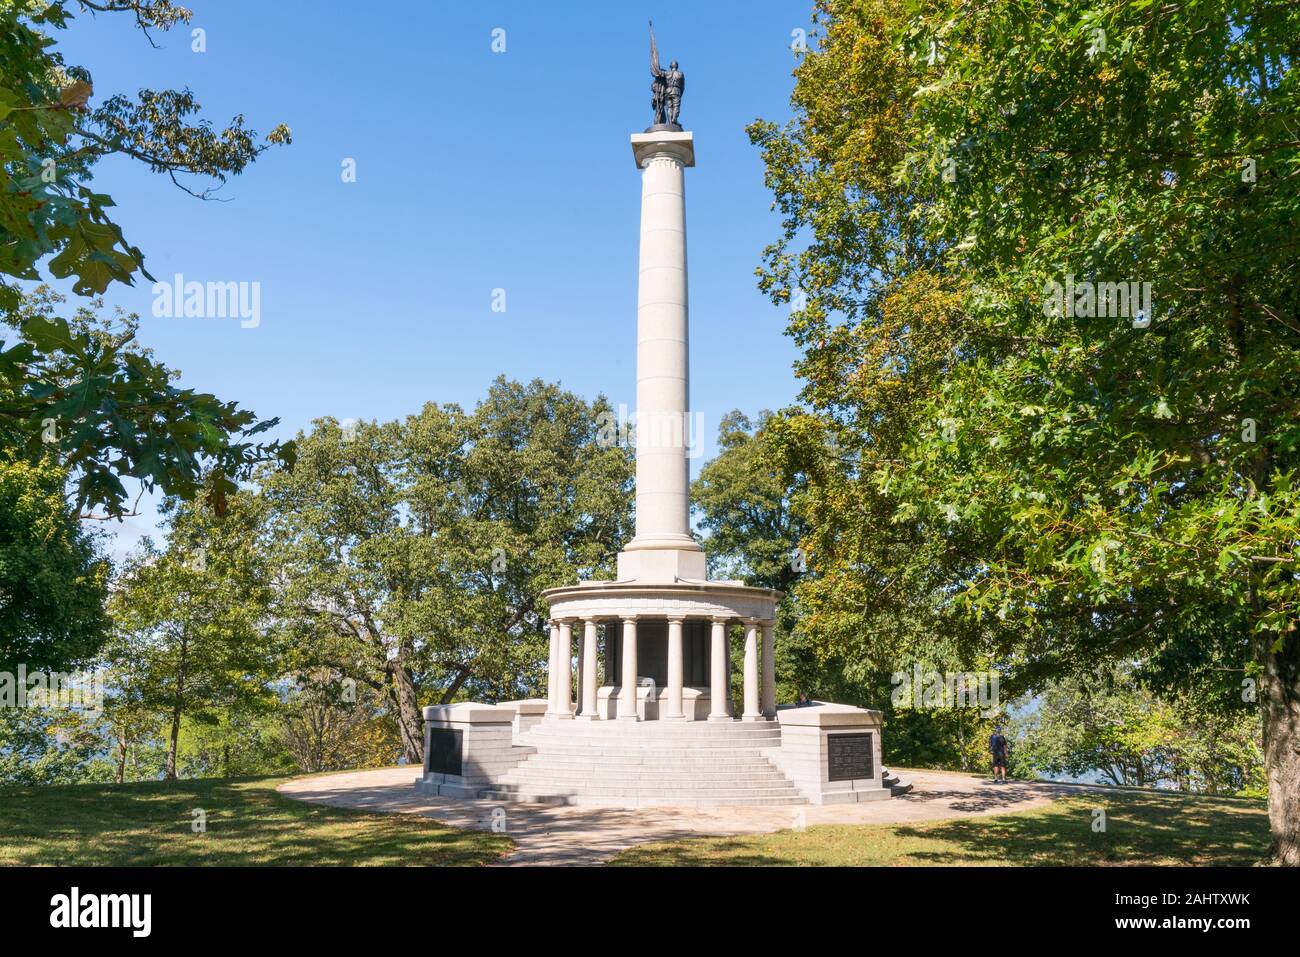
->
[479,789,808,807]
[487,782,802,799]
[501,771,794,788]
[519,731,783,745]
[509,745,776,758]
[515,761,785,776]
[510,756,786,771]
[522,721,779,733]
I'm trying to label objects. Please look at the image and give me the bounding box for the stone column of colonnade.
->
[578,619,599,720]
[761,621,776,718]
[664,617,685,719]
[742,619,762,721]
[546,620,560,715]
[619,617,640,720]
[553,620,574,719]
[545,614,778,722]
[708,617,730,721]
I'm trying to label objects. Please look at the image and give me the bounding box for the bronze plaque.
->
[425,727,463,776]
[827,732,874,782]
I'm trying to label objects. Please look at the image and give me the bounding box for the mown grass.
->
[610,790,1270,866]
[0,776,512,866]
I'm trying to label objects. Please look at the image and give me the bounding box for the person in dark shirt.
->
[796,692,812,708]
[989,728,1009,782]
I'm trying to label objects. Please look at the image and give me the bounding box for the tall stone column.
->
[761,620,777,718]
[619,617,640,720]
[617,131,705,585]
[579,619,600,720]
[546,620,559,715]
[664,617,685,720]
[709,617,730,721]
[554,619,574,719]
[742,619,762,721]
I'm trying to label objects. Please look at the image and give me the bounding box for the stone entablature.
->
[542,580,779,623]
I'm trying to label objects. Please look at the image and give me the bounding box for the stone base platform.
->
[484,719,808,807]
[415,700,897,809]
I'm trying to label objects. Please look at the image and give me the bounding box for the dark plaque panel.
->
[425,727,463,776]
[827,732,874,782]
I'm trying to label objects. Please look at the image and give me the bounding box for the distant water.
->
[1039,770,1111,786]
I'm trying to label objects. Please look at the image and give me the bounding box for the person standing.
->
[989,727,1009,782]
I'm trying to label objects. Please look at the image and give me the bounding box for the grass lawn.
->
[0,775,511,866]
[610,789,1270,866]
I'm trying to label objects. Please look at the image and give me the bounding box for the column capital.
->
[631,130,695,168]
[710,615,731,625]
[666,615,686,625]
[620,614,640,624]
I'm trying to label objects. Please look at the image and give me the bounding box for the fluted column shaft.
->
[546,620,559,715]
[664,618,685,719]
[579,619,600,720]
[709,618,730,721]
[742,619,762,720]
[554,619,574,719]
[761,621,777,718]
[619,617,640,720]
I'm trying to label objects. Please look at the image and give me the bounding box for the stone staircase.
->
[480,719,809,807]
[882,767,913,796]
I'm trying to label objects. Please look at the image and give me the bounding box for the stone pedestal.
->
[414,702,531,798]
[496,698,549,736]
[766,703,889,804]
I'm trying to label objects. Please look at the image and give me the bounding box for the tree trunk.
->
[1256,628,1300,865]
[439,665,470,704]
[388,663,424,764]
[115,736,127,785]
[165,705,182,780]
[165,633,189,782]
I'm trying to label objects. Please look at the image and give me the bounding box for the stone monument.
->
[415,34,902,806]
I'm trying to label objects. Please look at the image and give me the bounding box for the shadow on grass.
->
[0,776,510,867]
[610,791,1270,867]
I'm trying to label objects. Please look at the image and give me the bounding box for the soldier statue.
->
[648,21,684,130]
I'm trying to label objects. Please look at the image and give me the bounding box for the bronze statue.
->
[648,21,684,130]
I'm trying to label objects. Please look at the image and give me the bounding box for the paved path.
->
[277,768,1087,866]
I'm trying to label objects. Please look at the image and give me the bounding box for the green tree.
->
[278,669,400,774]
[108,492,280,779]
[0,453,106,672]
[694,410,805,593]
[2,287,293,519]
[751,0,1298,860]
[1,2,294,519]
[0,705,112,786]
[1016,666,1264,794]
[261,378,634,762]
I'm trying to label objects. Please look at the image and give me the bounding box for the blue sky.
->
[50,1,815,553]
